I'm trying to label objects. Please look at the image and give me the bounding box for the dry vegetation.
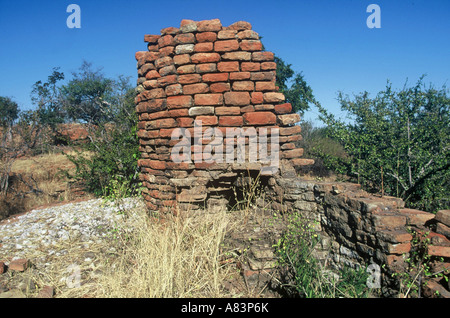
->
[10,202,262,298]
[0,149,93,219]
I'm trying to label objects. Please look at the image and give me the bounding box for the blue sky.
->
[0,0,449,124]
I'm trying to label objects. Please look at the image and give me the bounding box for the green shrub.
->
[274,211,370,298]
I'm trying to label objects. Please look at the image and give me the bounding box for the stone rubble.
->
[0,197,145,297]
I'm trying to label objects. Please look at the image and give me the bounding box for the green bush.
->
[63,63,141,199]
[274,211,370,298]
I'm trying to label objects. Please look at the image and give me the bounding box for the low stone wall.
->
[229,167,450,297]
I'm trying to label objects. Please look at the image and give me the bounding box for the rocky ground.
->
[0,197,146,298]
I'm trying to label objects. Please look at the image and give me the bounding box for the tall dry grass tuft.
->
[91,208,235,298]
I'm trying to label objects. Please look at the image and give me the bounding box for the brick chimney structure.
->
[135,19,313,214]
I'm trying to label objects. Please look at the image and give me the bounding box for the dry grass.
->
[90,208,238,298]
[0,149,92,218]
[18,203,245,298]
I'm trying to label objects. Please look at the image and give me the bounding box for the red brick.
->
[158,35,176,48]
[250,71,275,81]
[158,65,176,77]
[228,21,252,31]
[142,80,159,90]
[196,32,218,43]
[157,75,178,87]
[165,84,183,96]
[177,64,196,74]
[229,72,251,80]
[224,92,251,106]
[254,104,274,111]
[397,208,436,226]
[168,109,189,117]
[194,42,213,52]
[178,74,202,84]
[147,44,158,52]
[243,112,277,125]
[159,128,176,138]
[8,259,29,272]
[144,34,161,44]
[138,51,160,65]
[232,81,254,91]
[281,142,296,150]
[135,51,146,61]
[138,64,155,77]
[197,19,222,32]
[173,54,191,65]
[221,52,252,61]
[388,242,412,255]
[167,95,193,109]
[161,26,180,35]
[145,70,161,80]
[240,105,255,113]
[214,40,240,52]
[275,103,293,114]
[194,94,223,106]
[251,92,264,104]
[215,106,241,115]
[195,63,217,73]
[177,117,194,127]
[146,118,177,129]
[202,73,229,82]
[282,148,304,159]
[183,83,209,95]
[136,99,166,113]
[191,53,221,64]
[174,33,195,44]
[159,46,174,57]
[141,88,166,100]
[428,245,450,258]
[255,81,276,91]
[180,19,197,32]
[237,30,259,40]
[291,158,315,166]
[218,30,238,39]
[219,116,244,126]
[240,40,263,51]
[147,110,169,120]
[241,62,261,72]
[210,82,231,93]
[195,115,218,126]
[279,125,301,136]
[252,51,274,61]
[217,61,239,72]
[261,62,277,70]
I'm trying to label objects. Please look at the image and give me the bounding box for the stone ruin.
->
[134,18,312,214]
[135,19,450,297]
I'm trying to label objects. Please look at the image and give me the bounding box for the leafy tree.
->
[313,77,450,212]
[0,96,19,128]
[64,66,140,198]
[31,67,66,129]
[274,55,315,115]
[61,61,114,125]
